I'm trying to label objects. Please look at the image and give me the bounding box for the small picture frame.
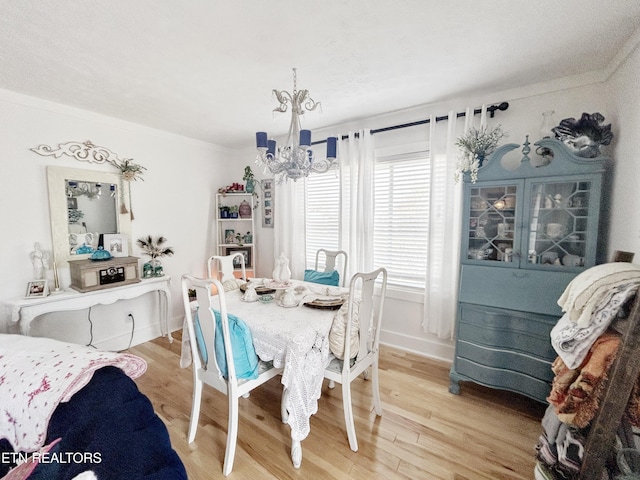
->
[26,280,48,298]
[103,233,128,257]
[226,247,251,268]
[261,179,274,228]
[224,229,235,244]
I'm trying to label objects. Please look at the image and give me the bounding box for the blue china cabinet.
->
[449,138,610,403]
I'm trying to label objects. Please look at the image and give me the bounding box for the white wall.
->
[606,38,640,256]
[0,90,231,349]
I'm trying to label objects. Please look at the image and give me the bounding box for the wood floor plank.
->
[129,333,546,479]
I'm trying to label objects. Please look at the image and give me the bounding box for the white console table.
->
[3,276,173,341]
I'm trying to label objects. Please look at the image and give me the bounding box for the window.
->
[304,144,430,290]
[373,149,429,289]
[304,171,340,269]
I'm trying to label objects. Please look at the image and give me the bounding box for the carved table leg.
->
[161,290,174,343]
[281,387,290,423]
[291,440,302,469]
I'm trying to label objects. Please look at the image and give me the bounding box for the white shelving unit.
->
[215,192,256,278]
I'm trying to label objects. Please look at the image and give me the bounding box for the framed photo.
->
[226,247,251,268]
[67,197,78,209]
[103,233,128,257]
[25,280,48,298]
[261,179,274,228]
[224,229,235,244]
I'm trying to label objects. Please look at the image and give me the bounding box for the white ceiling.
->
[1,1,639,148]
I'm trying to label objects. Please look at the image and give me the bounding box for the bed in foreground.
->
[0,334,187,480]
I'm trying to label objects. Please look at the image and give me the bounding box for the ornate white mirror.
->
[47,166,132,265]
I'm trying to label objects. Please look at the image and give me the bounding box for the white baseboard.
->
[380,329,454,363]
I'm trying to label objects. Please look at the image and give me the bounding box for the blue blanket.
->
[0,366,187,479]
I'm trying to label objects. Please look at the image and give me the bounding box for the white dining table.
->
[225,279,349,468]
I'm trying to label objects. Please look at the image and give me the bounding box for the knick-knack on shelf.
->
[239,200,252,218]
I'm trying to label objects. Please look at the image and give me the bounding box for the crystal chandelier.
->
[255,68,337,182]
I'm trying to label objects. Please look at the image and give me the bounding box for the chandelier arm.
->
[304,99,321,112]
[298,91,320,113]
[273,89,293,113]
[310,157,331,174]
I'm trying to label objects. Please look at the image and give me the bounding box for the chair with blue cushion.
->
[181,274,283,476]
[304,248,348,287]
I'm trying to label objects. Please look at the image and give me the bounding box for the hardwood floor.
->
[129,333,547,479]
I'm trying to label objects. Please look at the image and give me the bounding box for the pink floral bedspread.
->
[0,334,146,452]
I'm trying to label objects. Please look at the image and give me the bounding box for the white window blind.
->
[304,171,340,269]
[373,151,429,289]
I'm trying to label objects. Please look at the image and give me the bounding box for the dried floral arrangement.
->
[109,158,146,217]
[110,158,147,182]
[454,125,507,183]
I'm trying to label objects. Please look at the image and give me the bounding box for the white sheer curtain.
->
[273,179,306,279]
[338,130,375,279]
[423,107,487,339]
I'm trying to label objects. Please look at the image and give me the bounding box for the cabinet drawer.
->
[456,340,554,382]
[458,303,557,361]
[455,357,552,403]
[459,265,574,316]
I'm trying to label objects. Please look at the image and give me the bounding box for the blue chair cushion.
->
[193,310,209,364]
[304,269,340,286]
[193,308,259,380]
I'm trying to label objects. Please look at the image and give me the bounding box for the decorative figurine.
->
[30,242,49,280]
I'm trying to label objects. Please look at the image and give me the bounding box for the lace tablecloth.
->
[225,281,348,441]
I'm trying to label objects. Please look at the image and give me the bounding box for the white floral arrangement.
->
[454,125,506,183]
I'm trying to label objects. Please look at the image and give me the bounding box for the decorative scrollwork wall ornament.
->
[30,140,146,219]
[30,140,122,164]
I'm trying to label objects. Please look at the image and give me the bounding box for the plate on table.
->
[303,297,345,310]
[240,283,276,295]
[263,280,292,290]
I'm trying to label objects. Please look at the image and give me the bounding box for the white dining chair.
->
[181,274,283,476]
[314,248,348,287]
[324,267,387,452]
[207,253,246,283]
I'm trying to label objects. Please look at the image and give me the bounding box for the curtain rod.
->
[310,101,509,145]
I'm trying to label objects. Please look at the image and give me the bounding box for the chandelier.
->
[255,68,337,182]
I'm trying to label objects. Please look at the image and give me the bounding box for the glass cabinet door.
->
[526,180,592,267]
[466,184,519,264]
